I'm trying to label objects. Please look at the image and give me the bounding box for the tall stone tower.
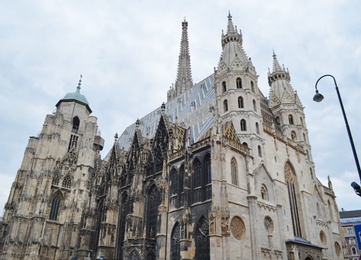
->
[215,13,264,164]
[0,77,104,259]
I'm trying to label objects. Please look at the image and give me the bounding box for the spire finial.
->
[77,74,82,91]
[227,11,235,34]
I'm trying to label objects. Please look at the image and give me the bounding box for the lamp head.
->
[313,90,324,102]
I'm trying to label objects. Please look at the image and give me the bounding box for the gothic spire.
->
[175,17,193,97]
[268,52,303,108]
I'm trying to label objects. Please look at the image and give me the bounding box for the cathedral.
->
[0,13,344,260]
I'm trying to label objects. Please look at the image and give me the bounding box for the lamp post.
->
[313,74,361,196]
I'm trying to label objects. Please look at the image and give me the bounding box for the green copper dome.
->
[56,75,92,113]
[62,86,89,105]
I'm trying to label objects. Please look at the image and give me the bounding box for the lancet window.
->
[238,96,244,108]
[72,116,80,133]
[49,194,61,221]
[171,222,181,260]
[285,162,302,237]
[223,99,228,112]
[146,185,161,239]
[194,216,210,260]
[236,77,242,88]
[240,119,247,131]
[231,157,238,186]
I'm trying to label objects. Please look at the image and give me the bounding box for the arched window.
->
[310,168,313,179]
[170,168,178,208]
[352,246,357,255]
[300,117,304,126]
[72,116,80,133]
[223,100,228,112]
[238,96,244,108]
[204,154,212,200]
[240,119,247,131]
[258,145,262,157]
[194,216,210,260]
[231,158,238,186]
[242,142,248,147]
[171,222,181,260]
[253,99,257,111]
[291,131,297,141]
[251,81,255,92]
[288,114,294,125]
[256,122,260,135]
[236,77,242,88]
[261,185,268,200]
[285,162,302,237]
[222,81,227,93]
[147,185,160,239]
[49,194,61,221]
[117,192,130,259]
[179,165,185,206]
[62,175,72,189]
[193,159,202,203]
[52,173,60,186]
[303,133,306,142]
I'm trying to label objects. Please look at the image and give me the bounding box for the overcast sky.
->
[1,0,361,215]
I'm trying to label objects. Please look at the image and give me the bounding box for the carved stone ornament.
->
[230,216,245,240]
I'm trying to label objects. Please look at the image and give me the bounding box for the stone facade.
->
[0,13,344,260]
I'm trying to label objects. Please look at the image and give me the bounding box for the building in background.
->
[0,14,344,260]
[340,209,361,259]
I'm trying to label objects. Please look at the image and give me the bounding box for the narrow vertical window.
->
[147,185,160,239]
[49,195,61,221]
[258,145,262,157]
[285,162,302,237]
[251,81,255,92]
[179,165,185,206]
[238,96,244,108]
[256,122,260,135]
[253,99,257,111]
[72,116,80,133]
[223,100,228,112]
[291,131,297,141]
[170,168,178,208]
[171,222,181,260]
[195,216,210,260]
[192,159,202,203]
[204,154,212,200]
[240,119,247,131]
[236,77,242,88]
[222,81,227,93]
[288,114,294,125]
[231,158,238,186]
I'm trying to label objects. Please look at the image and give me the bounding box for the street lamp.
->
[313,74,361,197]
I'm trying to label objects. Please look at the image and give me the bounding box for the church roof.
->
[116,74,215,151]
